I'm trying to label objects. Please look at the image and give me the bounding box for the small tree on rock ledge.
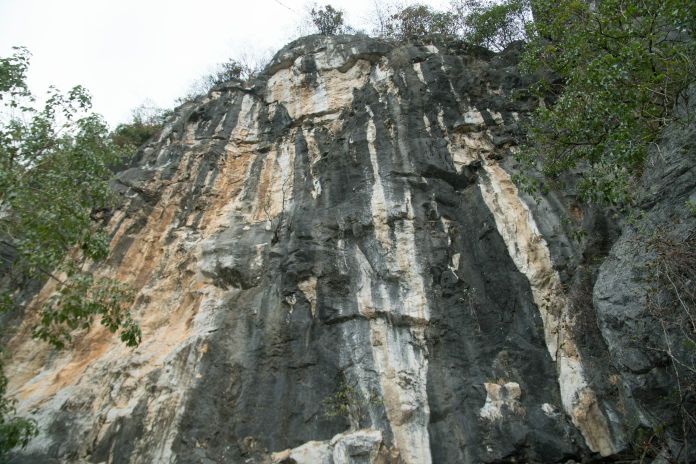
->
[311,4,345,35]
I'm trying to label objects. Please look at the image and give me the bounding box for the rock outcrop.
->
[5,34,695,463]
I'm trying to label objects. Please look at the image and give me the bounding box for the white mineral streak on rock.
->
[370,62,414,172]
[313,177,323,199]
[370,59,398,101]
[450,252,461,273]
[461,109,487,127]
[479,382,524,421]
[394,190,429,321]
[228,94,260,143]
[367,317,430,464]
[436,57,463,106]
[366,114,390,248]
[440,216,453,247]
[477,162,562,357]
[413,62,426,84]
[303,127,323,199]
[252,133,296,223]
[423,114,432,135]
[476,156,616,456]
[455,108,504,132]
[207,107,262,231]
[350,110,432,464]
[6,93,271,460]
[354,246,430,461]
[369,59,402,148]
[266,53,370,120]
[542,402,559,417]
[437,108,447,132]
[436,108,485,172]
[132,336,212,462]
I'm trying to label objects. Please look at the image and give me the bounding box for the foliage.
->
[519,0,696,206]
[0,47,140,457]
[383,4,458,42]
[0,357,37,460]
[207,59,246,86]
[32,273,138,349]
[688,200,696,218]
[367,0,401,38]
[322,381,381,430]
[454,0,531,51]
[179,54,269,102]
[111,102,170,149]
[310,4,346,36]
[369,1,526,46]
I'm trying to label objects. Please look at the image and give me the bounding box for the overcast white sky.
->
[0,0,449,127]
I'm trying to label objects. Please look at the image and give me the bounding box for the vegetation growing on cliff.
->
[355,0,695,456]
[311,4,346,35]
[0,357,36,461]
[643,228,696,460]
[0,0,693,458]
[521,0,696,206]
[179,54,270,102]
[321,0,694,206]
[381,4,459,42]
[455,0,529,51]
[111,102,170,149]
[0,47,140,457]
[322,381,383,430]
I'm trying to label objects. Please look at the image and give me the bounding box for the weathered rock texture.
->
[5,35,695,463]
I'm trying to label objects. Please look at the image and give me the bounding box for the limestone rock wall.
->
[6,35,692,463]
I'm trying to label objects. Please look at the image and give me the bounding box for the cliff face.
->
[5,35,695,464]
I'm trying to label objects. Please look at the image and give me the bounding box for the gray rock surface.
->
[5,34,694,463]
[594,100,696,462]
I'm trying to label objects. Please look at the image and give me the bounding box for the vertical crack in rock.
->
[477,157,616,456]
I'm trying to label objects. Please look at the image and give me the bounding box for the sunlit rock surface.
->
[6,34,694,463]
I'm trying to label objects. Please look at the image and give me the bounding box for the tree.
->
[179,54,269,102]
[310,4,346,35]
[0,47,140,458]
[112,101,170,149]
[519,0,696,205]
[455,0,531,51]
[383,4,458,42]
[0,356,36,458]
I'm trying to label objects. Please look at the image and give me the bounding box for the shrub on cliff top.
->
[311,4,346,35]
[383,4,459,43]
[112,101,170,149]
[455,0,531,51]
